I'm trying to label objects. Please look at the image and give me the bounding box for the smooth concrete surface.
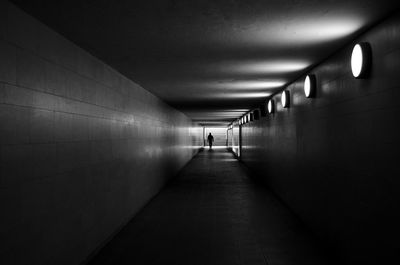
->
[88,148,336,265]
[239,12,400,265]
[10,1,398,122]
[227,126,240,157]
[0,2,202,265]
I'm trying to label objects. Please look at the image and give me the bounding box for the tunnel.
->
[1,1,400,264]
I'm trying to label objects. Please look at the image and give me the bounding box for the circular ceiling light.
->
[304,74,316,98]
[267,99,275,114]
[281,90,290,108]
[351,42,371,78]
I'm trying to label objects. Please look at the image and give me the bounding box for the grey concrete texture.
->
[89,148,336,265]
[238,12,400,265]
[0,1,203,265]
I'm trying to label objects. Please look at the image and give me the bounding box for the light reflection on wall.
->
[246,17,364,45]
[225,60,310,74]
[215,92,272,98]
[212,80,286,89]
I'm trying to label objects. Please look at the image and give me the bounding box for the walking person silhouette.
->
[207,133,214,149]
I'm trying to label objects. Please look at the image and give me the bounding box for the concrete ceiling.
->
[11,0,398,125]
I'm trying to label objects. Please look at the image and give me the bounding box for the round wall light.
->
[351,42,371,79]
[304,74,316,98]
[281,90,290,108]
[267,99,275,114]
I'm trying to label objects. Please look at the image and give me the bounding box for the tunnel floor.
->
[89,148,335,265]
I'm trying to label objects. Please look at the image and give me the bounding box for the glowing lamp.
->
[267,99,274,114]
[304,74,316,98]
[351,42,371,78]
[281,90,290,108]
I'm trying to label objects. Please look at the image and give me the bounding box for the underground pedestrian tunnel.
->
[1,1,400,265]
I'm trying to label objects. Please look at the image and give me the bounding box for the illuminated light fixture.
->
[267,99,275,114]
[304,74,316,98]
[351,42,371,78]
[281,90,290,108]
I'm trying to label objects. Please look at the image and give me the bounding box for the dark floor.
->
[89,148,336,265]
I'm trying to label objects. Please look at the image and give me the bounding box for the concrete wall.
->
[227,124,240,157]
[241,12,400,265]
[0,2,202,265]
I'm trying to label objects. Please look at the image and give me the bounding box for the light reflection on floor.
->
[205,146,227,149]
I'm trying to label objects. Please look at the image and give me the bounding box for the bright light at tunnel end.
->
[351,42,371,79]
